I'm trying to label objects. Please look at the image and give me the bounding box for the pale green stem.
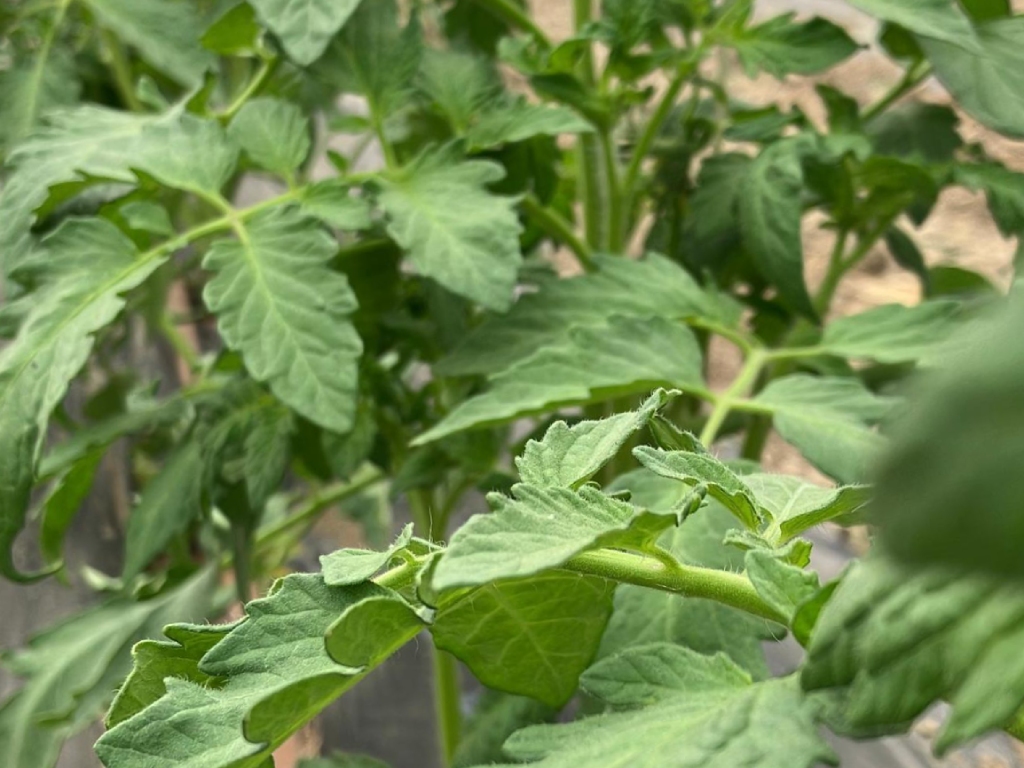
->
[218,55,279,122]
[471,0,551,46]
[862,60,931,123]
[433,649,463,766]
[520,193,595,271]
[699,348,768,446]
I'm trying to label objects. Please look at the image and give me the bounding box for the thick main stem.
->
[433,649,463,766]
[562,548,786,624]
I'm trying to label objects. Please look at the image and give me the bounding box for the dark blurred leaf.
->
[731,15,858,78]
[866,103,962,162]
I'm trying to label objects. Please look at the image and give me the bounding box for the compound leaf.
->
[203,207,362,433]
[96,576,416,768]
[0,219,168,581]
[599,470,773,677]
[498,643,835,768]
[81,0,215,85]
[817,301,961,364]
[433,573,614,706]
[921,16,1024,138]
[248,0,363,66]
[803,557,1024,751]
[416,317,704,444]
[740,139,814,317]
[122,440,205,580]
[731,15,857,78]
[752,375,897,483]
[378,152,523,311]
[438,253,739,377]
[0,568,217,768]
[633,447,762,530]
[516,390,675,490]
[846,0,980,50]
[877,295,1024,579]
[229,97,311,177]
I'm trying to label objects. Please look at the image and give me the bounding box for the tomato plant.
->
[1,1,1024,767]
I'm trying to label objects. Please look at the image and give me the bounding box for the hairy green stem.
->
[433,648,463,766]
[813,228,850,316]
[623,66,688,207]
[699,348,768,446]
[520,194,595,271]
[599,128,624,251]
[471,0,551,46]
[578,134,607,249]
[562,548,786,624]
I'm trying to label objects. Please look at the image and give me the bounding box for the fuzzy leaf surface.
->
[494,644,835,768]
[417,317,704,444]
[438,254,740,376]
[599,470,773,677]
[248,0,363,65]
[203,207,362,433]
[516,390,674,489]
[752,375,897,483]
[433,573,614,706]
[378,153,523,311]
[803,558,1024,751]
[0,568,216,768]
[229,97,311,177]
[97,576,415,768]
[817,301,961,364]
[921,16,1024,138]
[0,220,167,580]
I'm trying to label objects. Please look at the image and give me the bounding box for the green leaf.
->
[961,0,1010,21]
[248,0,363,65]
[97,576,418,768]
[433,484,653,591]
[731,15,858,78]
[453,690,556,768]
[0,106,153,273]
[845,0,980,51]
[439,253,739,376]
[39,449,103,567]
[802,557,1024,751]
[633,447,762,530]
[319,0,421,119]
[417,317,704,444]
[377,152,523,311]
[740,139,814,317]
[816,301,961,364]
[80,0,215,85]
[0,219,169,581]
[745,550,819,624]
[0,48,79,155]
[324,593,426,668]
[0,567,217,768]
[321,524,413,585]
[203,207,362,433]
[106,622,234,728]
[921,16,1024,138]
[955,161,1024,236]
[751,375,897,484]
[516,390,675,489]
[229,97,311,178]
[40,391,188,479]
[123,440,206,580]
[877,295,1024,579]
[466,101,594,151]
[866,103,963,163]
[120,200,174,236]
[884,227,930,288]
[201,2,263,56]
[131,114,239,196]
[741,473,870,544]
[433,573,614,706]
[499,643,836,768]
[419,48,501,132]
[599,471,773,677]
[300,180,373,230]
